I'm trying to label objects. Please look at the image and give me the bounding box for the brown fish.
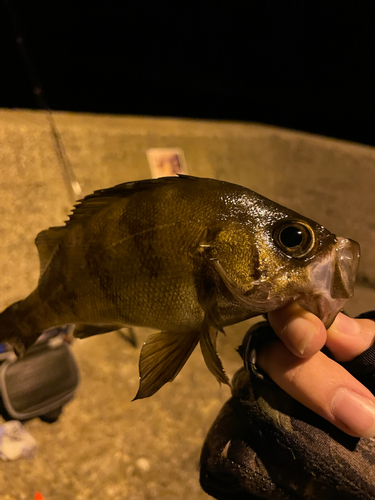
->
[0,176,360,398]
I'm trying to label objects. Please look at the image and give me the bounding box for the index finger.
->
[268,302,327,358]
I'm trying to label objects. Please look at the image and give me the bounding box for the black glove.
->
[200,312,375,500]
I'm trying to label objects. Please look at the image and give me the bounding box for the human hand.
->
[257,302,375,437]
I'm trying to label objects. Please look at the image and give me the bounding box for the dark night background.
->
[1,1,374,147]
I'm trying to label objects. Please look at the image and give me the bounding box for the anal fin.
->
[133,330,200,400]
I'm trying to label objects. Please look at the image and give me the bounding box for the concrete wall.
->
[0,109,374,500]
[1,109,374,311]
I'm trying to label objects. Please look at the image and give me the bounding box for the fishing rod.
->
[4,0,82,203]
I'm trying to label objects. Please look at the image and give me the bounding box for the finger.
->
[257,340,375,438]
[326,313,375,362]
[268,302,327,358]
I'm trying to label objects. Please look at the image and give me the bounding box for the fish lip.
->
[296,237,360,328]
[331,237,360,299]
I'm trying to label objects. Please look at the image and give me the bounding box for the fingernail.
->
[285,317,317,355]
[331,389,375,438]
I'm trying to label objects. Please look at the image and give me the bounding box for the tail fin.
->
[0,301,36,356]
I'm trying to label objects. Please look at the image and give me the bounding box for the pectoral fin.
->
[198,283,225,333]
[197,281,229,387]
[200,326,230,386]
[134,330,200,400]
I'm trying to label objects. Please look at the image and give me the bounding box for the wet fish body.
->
[0,176,360,398]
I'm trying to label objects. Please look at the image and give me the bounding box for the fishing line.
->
[4,0,82,203]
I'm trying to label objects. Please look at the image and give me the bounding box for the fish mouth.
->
[296,237,360,328]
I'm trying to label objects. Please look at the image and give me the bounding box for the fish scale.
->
[0,175,360,399]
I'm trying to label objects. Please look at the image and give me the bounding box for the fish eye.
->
[273,221,315,258]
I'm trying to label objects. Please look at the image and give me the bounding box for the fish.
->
[0,175,360,399]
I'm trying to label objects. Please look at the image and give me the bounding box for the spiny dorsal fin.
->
[35,177,185,277]
[49,177,188,233]
[133,330,200,400]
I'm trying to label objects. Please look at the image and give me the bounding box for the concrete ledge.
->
[1,109,374,301]
[0,109,374,499]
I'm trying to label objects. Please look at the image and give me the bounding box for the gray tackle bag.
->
[0,335,79,422]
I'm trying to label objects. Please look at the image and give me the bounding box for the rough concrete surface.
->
[0,110,374,499]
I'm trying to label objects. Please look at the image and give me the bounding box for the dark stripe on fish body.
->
[38,245,79,318]
[118,195,164,280]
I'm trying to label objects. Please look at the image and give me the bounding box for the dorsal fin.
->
[35,227,66,278]
[61,176,193,230]
[35,177,186,278]
[65,176,182,225]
